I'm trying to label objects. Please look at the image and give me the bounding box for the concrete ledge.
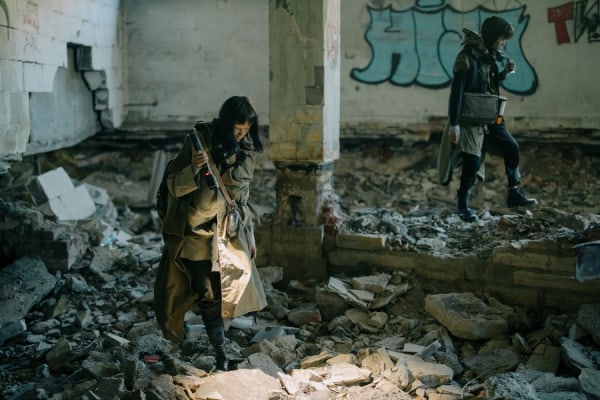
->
[328,249,465,282]
[336,232,387,250]
[514,271,600,293]
[325,234,595,312]
[491,247,575,273]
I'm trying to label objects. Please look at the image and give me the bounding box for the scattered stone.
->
[560,337,595,371]
[576,304,600,346]
[1,141,599,400]
[425,293,509,340]
[0,256,58,326]
[484,372,539,400]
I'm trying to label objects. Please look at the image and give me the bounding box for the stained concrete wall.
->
[122,0,269,130]
[122,0,600,135]
[0,0,125,165]
[341,0,600,136]
[2,0,599,167]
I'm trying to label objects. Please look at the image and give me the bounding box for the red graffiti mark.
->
[24,31,39,52]
[22,0,39,32]
[548,2,574,44]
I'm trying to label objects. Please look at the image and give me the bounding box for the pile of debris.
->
[0,226,599,399]
[0,137,599,399]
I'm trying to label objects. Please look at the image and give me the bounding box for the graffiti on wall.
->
[548,1,600,44]
[0,0,9,39]
[23,0,40,53]
[351,4,538,95]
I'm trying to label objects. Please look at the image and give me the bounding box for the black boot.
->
[204,319,228,371]
[457,190,478,222]
[507,186,538,208]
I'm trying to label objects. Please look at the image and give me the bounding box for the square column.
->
[269,0,340,165]
[268,0,341,282]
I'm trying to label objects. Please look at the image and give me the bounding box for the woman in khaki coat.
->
[154,96,267,371]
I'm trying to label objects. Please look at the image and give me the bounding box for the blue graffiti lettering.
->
[351,5,538,95]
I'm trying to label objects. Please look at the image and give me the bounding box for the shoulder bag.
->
[460,92,507,125]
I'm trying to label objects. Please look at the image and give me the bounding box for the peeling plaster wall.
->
[0,0,125,163]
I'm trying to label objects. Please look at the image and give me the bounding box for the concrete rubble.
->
[0,138,599,399]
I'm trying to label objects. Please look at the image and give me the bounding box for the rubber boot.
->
[507,186,538,208]
[204,319,228,371]
[457,190,478,222]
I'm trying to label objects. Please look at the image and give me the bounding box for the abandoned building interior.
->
[1,1,599,399]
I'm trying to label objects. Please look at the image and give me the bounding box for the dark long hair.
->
[216,96,263,153]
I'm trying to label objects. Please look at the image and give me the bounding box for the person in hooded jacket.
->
[441,16,537,222]
[154,95,267,371]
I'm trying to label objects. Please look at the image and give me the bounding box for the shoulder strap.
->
[192,128,236,207]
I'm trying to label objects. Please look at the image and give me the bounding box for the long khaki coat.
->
[154,122,267,342]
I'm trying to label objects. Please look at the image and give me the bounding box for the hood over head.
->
[481,16,514,50]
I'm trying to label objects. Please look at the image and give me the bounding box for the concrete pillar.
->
[268,0,340,283]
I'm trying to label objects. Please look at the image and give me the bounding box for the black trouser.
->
[182,259,222,323]
[484,122,521,187]
[459,152,481,195]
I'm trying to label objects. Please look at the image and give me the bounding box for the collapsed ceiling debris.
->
[0,135,599,399]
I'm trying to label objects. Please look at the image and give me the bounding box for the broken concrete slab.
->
[27,166,74,205]
[463,348,521,377]
[0,256,57,326]
[387,351,454,383]
[27,166,96,220]
[579,368,600,400]
[560,337,596,371]
[526,344,561,374]
[0,319,27,343]
[345,308,388,333]
[575,303,600,345]
[38,184,97,220]
[324,362,372,385]
[483,372,539,400]
[191,369,281,400]
[425,292,509,340]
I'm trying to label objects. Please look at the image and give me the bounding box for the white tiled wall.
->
[0,0,124,158]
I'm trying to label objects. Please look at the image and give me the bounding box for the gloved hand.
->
[449,125,460,144]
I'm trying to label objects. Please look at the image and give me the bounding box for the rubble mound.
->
[0,137,599,399]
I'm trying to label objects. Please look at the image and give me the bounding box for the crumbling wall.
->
[0,0,125,169]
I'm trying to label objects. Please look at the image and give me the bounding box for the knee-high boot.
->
[457,153,480,222]
[204,318,228,371]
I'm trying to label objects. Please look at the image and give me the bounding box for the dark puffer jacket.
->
[447,28,496,127]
